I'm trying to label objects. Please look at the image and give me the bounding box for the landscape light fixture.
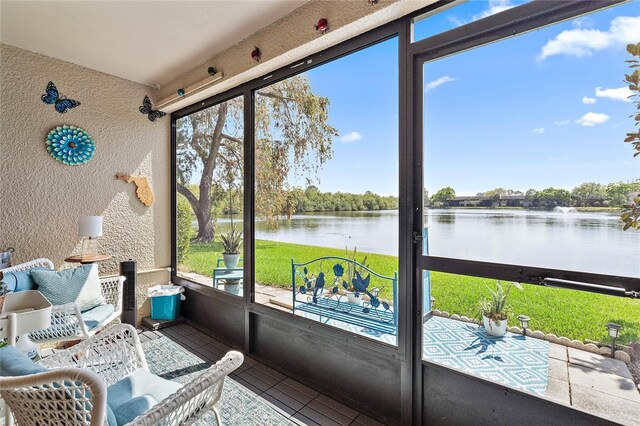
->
[605,322,622,357]
[517,314,530,336]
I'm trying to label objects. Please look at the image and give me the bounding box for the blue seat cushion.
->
[0,346,48,376]
[2,267,48,292]
[81,304,115,330]
[0,346,118,426]
[107,369,182,425]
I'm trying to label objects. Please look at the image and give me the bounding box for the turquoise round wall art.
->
[45,125,95,165]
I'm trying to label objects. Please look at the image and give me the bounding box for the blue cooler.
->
[149,285,184,320]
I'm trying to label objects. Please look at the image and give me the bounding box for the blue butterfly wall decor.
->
[41,81,81,113]
[139,96,166,122]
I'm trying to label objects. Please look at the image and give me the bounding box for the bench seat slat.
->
[296,298,396,335]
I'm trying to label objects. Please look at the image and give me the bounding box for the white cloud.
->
[572,16,595,29]
[533,127,545,134]
[582,96,596,105]
[575,112,610,127]
[447,15,467,27]
[555,120,570,126]
[425,75,455,91]
[472,0,516,21]
[339,131,362,143]
[595,86,632,102]
[448,0,516,27]
[538,15,640,60]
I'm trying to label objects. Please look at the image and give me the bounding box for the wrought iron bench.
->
[291,256,398,336]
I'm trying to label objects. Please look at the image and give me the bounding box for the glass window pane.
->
[422,2,640,277]
[175,96,245,296]
[422,270,639,413]
[253,38,399,344]
[421,3,640,421]
[412,0,532,43]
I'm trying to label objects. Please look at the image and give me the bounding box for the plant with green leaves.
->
[621,196,640,230]
[343,247,371,293]
[477,281,523,325]
[176,195,192,263]
[220,226,243,254]
[624,42,640,157]
[621,43,640,230]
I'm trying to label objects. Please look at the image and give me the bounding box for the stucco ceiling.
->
[0,0,309,87]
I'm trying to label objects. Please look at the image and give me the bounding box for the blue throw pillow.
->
[31,264,93,307]
[2,267,48,292]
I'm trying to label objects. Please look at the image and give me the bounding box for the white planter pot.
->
[223,253,240,269]
[223,282,241,296]
[483,315,507,337]
[346,292,362,305]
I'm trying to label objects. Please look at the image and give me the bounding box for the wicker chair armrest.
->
[0,367,107,426]
[100,275,124,312]
[38,324,147,385]
[1,258,54,273]
[126,351,244,426]
[28,302,90,344]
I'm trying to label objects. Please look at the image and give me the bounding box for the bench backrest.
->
[291,256,398,329]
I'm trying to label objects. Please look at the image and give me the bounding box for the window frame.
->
[169,1,639,424]
[171,17,407,355]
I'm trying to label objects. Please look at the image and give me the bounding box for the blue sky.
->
[303,38,399,195]
[301,0,640,196]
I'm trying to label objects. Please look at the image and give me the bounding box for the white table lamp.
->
[79,216,103,255]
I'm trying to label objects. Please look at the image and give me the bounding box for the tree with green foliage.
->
[606,180,640,207]
[525,189,538,200]
[431,187,456,205]
[534,188,571,209]
[571,182,607,207]
[176,195,192,263]
[177,75,337,240]
[254,77,338,227]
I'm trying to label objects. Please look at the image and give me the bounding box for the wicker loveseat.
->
[1,258,124,343]
[0,324,244,425]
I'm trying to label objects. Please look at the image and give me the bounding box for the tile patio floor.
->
[172,273,640,425]
[139,322,386,426]
[149,320,639,426]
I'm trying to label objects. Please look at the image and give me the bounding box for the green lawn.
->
[180,240,639,345]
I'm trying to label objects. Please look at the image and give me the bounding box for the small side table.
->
[65,254,112,264]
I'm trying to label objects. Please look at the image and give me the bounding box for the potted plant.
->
[220,226,242,269]
[477,281,522,337]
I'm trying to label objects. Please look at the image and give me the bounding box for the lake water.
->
[214,209,639,278]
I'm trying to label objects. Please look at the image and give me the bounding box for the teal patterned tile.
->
[423,316,549,395]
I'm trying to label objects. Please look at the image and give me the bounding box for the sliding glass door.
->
[252,37,400,344]
[414,0,639,418]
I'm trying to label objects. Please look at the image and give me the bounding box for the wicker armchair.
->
[1,258,124,343]
[1,324,244,425]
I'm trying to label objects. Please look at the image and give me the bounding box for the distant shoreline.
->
[425,206,622,213]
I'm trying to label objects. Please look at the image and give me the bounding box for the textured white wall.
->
[0,44,171,298]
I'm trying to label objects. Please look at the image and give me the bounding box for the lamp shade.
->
[78,216,103,237]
